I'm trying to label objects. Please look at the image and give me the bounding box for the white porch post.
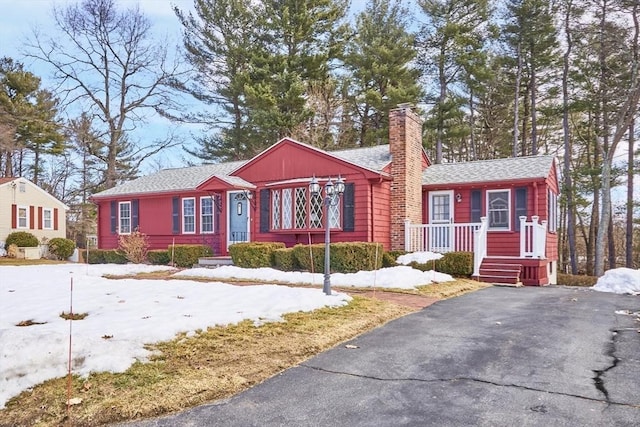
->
[519,215,527,257]
[531,216,540,258]
[473,217,488,277]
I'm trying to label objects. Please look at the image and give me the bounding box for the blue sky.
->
[0,0,371,171]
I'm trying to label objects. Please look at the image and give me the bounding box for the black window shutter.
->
[214,194,221,233]
[110,201,117,234]
[470,190,482,223]
[342,183,355,232]
[172,196,180,234]
[260,189,270,233]
[132,199,139,231]
[514,188,527,231]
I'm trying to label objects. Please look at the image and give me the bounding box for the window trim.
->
[118,201,132,234]
[200,196,214,234]
[270,185,342,232]
[182,197,196,234]
[43,208,53,230]
[17,205,29,229]
[548,189,558,233]
[486,189,511,231]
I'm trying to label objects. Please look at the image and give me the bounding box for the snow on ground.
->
[173,265,454,289]
[0,263,352,408]
[592,267,640,295]
[396,251,443,265]
[0,254,455,408]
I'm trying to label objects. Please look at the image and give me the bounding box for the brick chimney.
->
[389,104,424,251]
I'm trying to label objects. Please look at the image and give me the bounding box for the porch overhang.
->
[197,175,256,192]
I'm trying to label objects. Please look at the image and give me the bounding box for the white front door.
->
[429,190,454,252]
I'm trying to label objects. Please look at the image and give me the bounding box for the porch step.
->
[197,256,234,268]
[477,262,522,286]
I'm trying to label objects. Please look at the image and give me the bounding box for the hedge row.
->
[87,249,128,264]
[231,242,386,274]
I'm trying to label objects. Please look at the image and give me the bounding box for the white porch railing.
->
[404,219,483,253]
[520,215,547,258]
[405,215,547,276]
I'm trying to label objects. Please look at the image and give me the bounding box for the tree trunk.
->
[626,120,635,267]
[530,50,538,156]
[436,44,446,164]
[512,42,522,158]
[562,0,578,274]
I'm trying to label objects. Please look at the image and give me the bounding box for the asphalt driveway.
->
[122,286,640,426]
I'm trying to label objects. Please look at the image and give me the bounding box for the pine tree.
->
[502,0,559,156]
[343,0,422,147]
[417,0,492,163]
[0,58,64,182]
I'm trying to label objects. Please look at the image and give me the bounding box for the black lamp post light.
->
[309,175,346,295]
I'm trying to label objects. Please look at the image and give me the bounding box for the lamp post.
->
[309,175,346,295]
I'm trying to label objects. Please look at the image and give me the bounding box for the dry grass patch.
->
[59,312,89,321]
[0,258,67,266]
[0,297,412,427]
[416,278,491,299]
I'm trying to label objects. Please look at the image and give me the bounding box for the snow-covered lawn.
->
[0,260,451,408]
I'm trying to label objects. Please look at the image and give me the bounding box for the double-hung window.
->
[43,208,53,229]
[487,189,510,230]
[119,202,131,234]
[182,198,196,234]
[201,197,214,233]
[17,206,28,229]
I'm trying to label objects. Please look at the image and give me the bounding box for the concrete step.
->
[197,256,233,268]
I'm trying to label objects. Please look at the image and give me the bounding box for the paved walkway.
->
[120,286,640,426]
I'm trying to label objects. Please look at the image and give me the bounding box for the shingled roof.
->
[92,142,393,198]
[331,144,391,173]
[422,155,556,186]
[92,161,248,198]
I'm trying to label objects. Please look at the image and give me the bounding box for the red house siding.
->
[98,192,226,252]
[424,177,553,258]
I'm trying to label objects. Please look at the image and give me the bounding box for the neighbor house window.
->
[487,189,510,230]
[19,182,25,193]
[43,208,53,229]
[119,201,131,234]
[271,186,340,231]
[201,197,214,233]
[182,198,196,233]
[17,206,28,229]
[548,189,558,233]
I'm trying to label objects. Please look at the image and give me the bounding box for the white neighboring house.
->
[0,177,69,257]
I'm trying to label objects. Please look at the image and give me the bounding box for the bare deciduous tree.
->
[26,0,187,189]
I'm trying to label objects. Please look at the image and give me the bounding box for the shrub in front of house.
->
[330,242,384,273]
[272,247,297,271]
[292,242,384,274]
[5,231,39,248]
[118,230,149,264]
[147,249,170,265]
[292,244,325,273]
[557,273,598,287]
[48,238,76,260]
[382,250,407,268]
[229,242,286,268]
[87,249,127,264]
[434,251,473,276]
[169,244,212,268]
